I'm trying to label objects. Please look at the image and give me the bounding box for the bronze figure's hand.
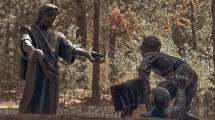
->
[88,51,105,63]
[173,74,188,89]
[29,49,44,62]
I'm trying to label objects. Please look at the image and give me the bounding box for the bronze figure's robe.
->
[19,24,76,114]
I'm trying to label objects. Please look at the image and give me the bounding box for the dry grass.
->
[0,114,113,120]
[0,114,174,120]
[0,100,18,108]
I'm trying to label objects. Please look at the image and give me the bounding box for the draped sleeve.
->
[19,25,33,60]
[58,33,78,64]
[19,25,33,80]
[138,52,159,74]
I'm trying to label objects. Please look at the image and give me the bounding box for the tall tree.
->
[211,0,215,117]
[76,0,87,48]
[49,0,56,4]
[91,0,100,105]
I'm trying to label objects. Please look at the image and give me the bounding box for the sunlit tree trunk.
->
[108,33,116,59]
[211,0,215,117]
[91,0,100,105]
[49,0,56,4]
[190,3,197,49]
[108,33,118,84]
[5,20,11,99]
[76,0,87,48]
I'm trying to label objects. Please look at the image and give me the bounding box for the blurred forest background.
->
[0,0,214,119]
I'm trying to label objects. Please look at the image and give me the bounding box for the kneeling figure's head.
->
[149,87,171,111]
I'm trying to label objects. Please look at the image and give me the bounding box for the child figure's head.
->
[149,87,171,111]
[140,36,161,56]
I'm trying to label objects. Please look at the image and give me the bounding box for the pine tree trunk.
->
[108,34,116,59]
[50,0,56,4]
[91,0,100,105]
[76,0,87,48]
[108,33,118,84]
[211,0,215,117]
[5,20,11,98]
[190,3,197,49]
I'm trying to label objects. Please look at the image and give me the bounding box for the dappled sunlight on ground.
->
[0,100,18,108]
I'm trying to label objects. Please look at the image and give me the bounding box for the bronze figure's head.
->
[140,36,161,56]
[149,87,171,111]
[35,4,58,28]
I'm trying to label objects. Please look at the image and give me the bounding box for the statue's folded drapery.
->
[19,24,77,114]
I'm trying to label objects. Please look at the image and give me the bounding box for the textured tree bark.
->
[91,0,100,105]
[212,0,215,117]
[108,33,116,59]
[50,0,56,5]
[5,21,11,97]
[108,33,118,84]
[190,3,197,50]
[76,0,87,48]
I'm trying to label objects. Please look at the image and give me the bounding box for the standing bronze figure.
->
[19,4,104,114]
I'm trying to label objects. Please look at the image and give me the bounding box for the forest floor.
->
[0,114,171,120]
[0,104,167,120]
[0,114,118,120]
[0,89,207,120]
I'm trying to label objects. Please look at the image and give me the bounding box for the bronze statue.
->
[110,77,147,117]
[18,4,104,114]
[141,75,197,119]
[138,36,198,119]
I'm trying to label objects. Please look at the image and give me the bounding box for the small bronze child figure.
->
[138,36,198,120]
[142,75,198,120]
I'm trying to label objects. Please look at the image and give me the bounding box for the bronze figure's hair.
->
[140,36,161,54]
[35,4,58,24]
[150,87,171,111]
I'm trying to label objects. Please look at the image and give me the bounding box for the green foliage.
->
[0,0,214,118]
